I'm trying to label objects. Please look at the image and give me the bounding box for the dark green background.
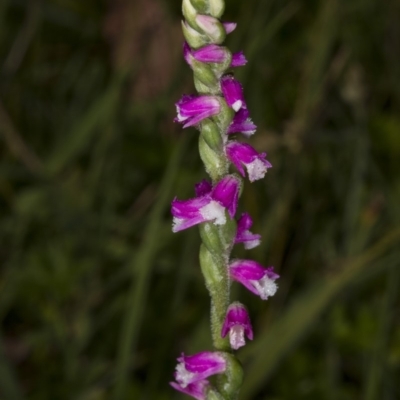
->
[0,0,399,399]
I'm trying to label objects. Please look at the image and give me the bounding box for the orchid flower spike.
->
[235,212,261,249]
[175,95,221,128]
[171,175,240,232]
[221,74,246,112]
[174,351,227,388]
[229,260,279,300]
[226,141,272,182]
[221,302,253,350]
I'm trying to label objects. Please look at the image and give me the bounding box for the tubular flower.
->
[210,175,240,218]
[175,95,221,128]
[235,213,261,249]
[225,141,272,182]
[221,302,253,350]
[221,74,246,112]
[184,42,247,67]
[174,352,227,388]
[171,175,240,232]
[169,380,209,400]
[229,260,279,300]
[185,42,229,64]
[227,108,257,137]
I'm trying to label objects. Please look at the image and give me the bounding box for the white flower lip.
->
[199,200,226,225]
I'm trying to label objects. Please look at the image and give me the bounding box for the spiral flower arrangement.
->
[170,1,279,398]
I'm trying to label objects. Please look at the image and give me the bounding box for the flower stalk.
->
[170,0,278,399]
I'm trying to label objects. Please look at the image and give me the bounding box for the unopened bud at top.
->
[196,15,226,44]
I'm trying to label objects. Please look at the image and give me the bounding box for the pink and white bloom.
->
[221,302,253,350]
[221,75,246,112]
[225,141,272,182]
[170,379,209,400]
[174,351,227,388]
[184,42,247,67]
[171,175,240,232]
[175,95,221,128]
[227,108,257,137]
[229,260,279,300]
[235,213,261,249]
[210,175,240,219]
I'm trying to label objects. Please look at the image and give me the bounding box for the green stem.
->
[182,0,244,398]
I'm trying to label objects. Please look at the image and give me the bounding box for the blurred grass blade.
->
[0,99,44,175]
[292,0,338,137]
[0,336,24,400]
[240,228,400,399]
[113,135,189,400]
[142,230,197,400]
[364,262,400,400]
[46,72,127,175]
[246,2,299,63]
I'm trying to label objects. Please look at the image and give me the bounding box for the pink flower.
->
[229,260,279,300]
[225,141,272,182]
[170,379,209,400]
[227,108,257,137]
[221,75,246,112]
[175,95,221,128]
[183,42,247,67]
[171,176,241,232]
[173,351,227,388]
[223,22,237,34]
[221,302,253,350]
[231,51,247,67]
[235,213,261,249]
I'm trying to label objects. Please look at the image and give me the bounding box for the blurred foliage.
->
[0,0,399,399]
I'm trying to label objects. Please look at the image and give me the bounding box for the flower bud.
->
[196,15,226,44]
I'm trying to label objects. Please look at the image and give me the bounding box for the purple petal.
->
[211,175,240,218]
[183,110,218,128]
[175,95,221,128]
[195,179,212,197]
[235,213,261,249]
[170,380,208,400]
[221,75,246,112]
[229,260,279,300]
[171,196,211,232]
[231,51,248,67]
[227,108,257,137]
[223,22,237,34]
[192,44,229,64]
[226,141,272,182]
[179,352,226,374]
